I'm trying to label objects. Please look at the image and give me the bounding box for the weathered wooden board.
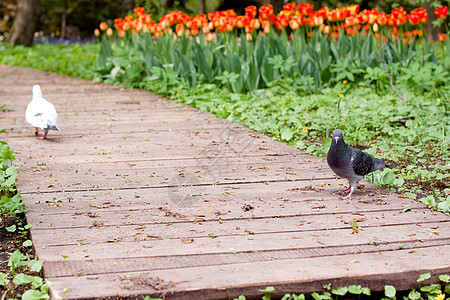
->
[1,65,449,300]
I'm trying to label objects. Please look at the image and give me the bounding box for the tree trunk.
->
[7,0,41,46]
[423,0,440,41]
[263,0,283,14]
[121,0,135,17]
[61,0,67,39]
[199,0,206,14]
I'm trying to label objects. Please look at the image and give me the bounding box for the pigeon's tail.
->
[44,125,59,131]
[373,157,388,171]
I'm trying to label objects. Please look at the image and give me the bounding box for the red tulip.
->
[408,13,420,25]
[245,5,257,18]
[347,4,359,16]
[435,6,448,19]
[297,3,313,16]
[133,7,145,17]
[438,33,447,42]
[283,3,296,13]
[259,4,274,20]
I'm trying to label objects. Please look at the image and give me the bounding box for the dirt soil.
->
[0,215,33,295]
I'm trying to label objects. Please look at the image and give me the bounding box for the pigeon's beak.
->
[333,136,340,143]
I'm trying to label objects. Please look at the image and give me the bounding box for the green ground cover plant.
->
[0,29,449,213]
[0,141,48,299]
[143,273,450,299]
[0,42,98,80]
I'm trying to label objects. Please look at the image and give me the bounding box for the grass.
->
[0,42,98,80]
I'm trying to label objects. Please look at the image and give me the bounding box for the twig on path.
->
[378,43,406,106]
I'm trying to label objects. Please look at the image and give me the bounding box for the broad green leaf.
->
[417,273,431,282]
[27,260,44,273]
[259,286,275,293]
[22,288,50,300]
[361,287,371,296]
[331,287,347,296]
[0,272,9,286]
[407,290,421,300]
[385,285,396,298]
[420,284,441,294]
[281,128,294,141]
[6,224,16,232]
[348,285,362,294]
[23,240,33,247]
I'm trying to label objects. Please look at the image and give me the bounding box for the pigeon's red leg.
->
[345,185,351,193]
[342,190,352,200]
[38,130,48,140]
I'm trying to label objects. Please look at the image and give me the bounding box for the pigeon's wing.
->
[351,148,376,176]
[42,100,58,128]
[26,98,58,130]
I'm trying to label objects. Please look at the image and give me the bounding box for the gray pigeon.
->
[26,85,59,140]
[327,129,388,199]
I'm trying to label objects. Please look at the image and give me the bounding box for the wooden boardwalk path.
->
[1,65,449,299]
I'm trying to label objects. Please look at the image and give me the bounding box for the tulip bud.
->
[94,28,100,37]
[99,22,107,31]
[246,32,252,41]
[205,32,213,42]
[106,28,113,37]
[289,20,299,30]
[373,23,378,32]
[118,30,125,38]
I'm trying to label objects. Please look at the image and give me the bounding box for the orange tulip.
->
[298,3,313,16]
[250,18,260,30]
[347,4,359,16]
[99,22,107,31]
[438,33,447,42]
[118,30,125,38]
[245,5,257,18]
[289,16,301,30]
[377,12,388,26]
[259,4,274,19]
[283,3,296,13]
[106,28,113,37]
[134,7,145,17]
[176,24,184,37]
[94,28,100,37]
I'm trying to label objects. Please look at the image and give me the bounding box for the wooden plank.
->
[30,219,448,261]
[44,246,450,300]
[1,65,449,300]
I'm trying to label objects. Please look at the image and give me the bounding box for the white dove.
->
[26,85,59,140]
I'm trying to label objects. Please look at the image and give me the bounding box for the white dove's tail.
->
[44,125,59,131]
[33,85,43,99]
